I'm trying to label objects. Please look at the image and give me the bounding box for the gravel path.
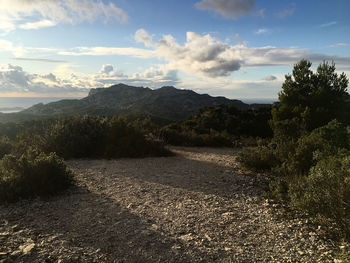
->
[0,147,339,262]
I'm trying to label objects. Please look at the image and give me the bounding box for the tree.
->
[271,59,349,139]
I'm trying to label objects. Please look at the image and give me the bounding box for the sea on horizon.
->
[0,97,82,113]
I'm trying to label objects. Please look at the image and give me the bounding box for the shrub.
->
[0,136,13,159]
[285,120,349,176]
[289,155,350,234]
[160,126,233,147]
[104,116,171,158]
[236,144,279,172]
[268,179,289,201]
[12,115,171,160]
[160,127,187,146]
[0,149,73,202]
[44,115,107,159]
[14,131,46,156]
[159,104,272,147]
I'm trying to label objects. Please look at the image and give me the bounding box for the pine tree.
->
[271,59,349,139]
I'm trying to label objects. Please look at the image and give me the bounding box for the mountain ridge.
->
[1,83,252,123]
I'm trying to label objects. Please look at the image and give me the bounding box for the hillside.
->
[0,84,249,123]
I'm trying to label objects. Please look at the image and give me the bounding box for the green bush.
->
[0,136,13,159]
[0,149,73,202]
[236,144,279,172]
[15,115,171,159]
[160,127,187,146]
[160,104,272,147]
[289,155,350,233]
[104,116,171,158]
[44,115,107,159]
[160,126,233,147]
[14,131,46,157]
[268,179,289,201]
[284,120,349,176]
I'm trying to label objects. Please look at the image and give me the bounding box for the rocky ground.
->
[0,147,345,262]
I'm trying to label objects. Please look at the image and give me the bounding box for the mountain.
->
[1,84,250,123]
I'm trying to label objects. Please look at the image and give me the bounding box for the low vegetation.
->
[0,149,73,202]
[0,115,171,202]
[0,136,13,159]
[7,115,171,159]
[160,104,272,147]
[238,60,350,238]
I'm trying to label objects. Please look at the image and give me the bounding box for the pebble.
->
[0,147,342,262]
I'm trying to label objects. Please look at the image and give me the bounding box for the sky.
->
[0,0,349,100]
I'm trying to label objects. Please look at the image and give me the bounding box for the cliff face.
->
[20,83,249,121]
[84,84,153,109]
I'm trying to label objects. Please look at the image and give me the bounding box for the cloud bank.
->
[133,30,350,76]
[94,64,180,87]
[0,63,283,99]
[0,64,179,96]
[56,29,350,78]
[0,64,90,96]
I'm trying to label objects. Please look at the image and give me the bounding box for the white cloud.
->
[13,57,68,63]
[320,21,337,28]
[0,64,91,96]
[134,29,154,48]
[0,39,26,57]
[254,28,270,35]
[58,30,350,78]
[0,16,16,33]
[0,0,128,32]
[53,30,350,78]
[0,63,180,96]
[99,64,115,75]
[19,19,56,30]
[136,30,350,77]
[0,38,64,58]
[94,64,179,87]
[0,40,14,51]
[154,31,243,77]
[58,47,155,58]
[240,45,350,69]
[328,43,349,48]
[195,0,255,19]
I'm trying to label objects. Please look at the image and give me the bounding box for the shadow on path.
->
[75,147,268,200]
[0,184,209,263]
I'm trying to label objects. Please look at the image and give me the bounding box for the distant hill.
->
[0,84,251,123]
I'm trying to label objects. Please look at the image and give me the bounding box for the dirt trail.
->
[0,147,337,262]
